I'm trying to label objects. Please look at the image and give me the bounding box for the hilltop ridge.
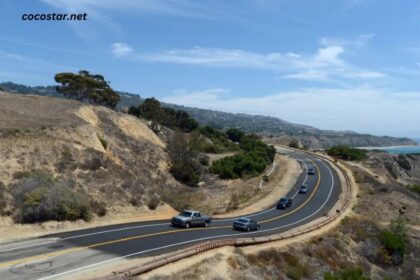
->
[0,81,416,148]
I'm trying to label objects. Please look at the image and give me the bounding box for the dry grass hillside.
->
[0,92,184,230]
[0,92,298,240]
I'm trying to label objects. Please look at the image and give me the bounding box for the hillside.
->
[1,82,416,148]
[0,91,184,226]
[0,92,298,240]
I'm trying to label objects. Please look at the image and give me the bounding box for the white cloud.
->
[135,41,384,82]
[111,43,133,57]
[161,87,420,137]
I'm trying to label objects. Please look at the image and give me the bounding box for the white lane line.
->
[0,152,305,253]
[34,157,336,280]
[0,223,169,253]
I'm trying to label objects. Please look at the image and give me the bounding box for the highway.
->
[0,148,341,280]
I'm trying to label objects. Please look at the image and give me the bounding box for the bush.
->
[198,126,239,153]
[199,155,209,166]
[168,131,201,187]
[170,161,200,187]
[378,216,407,265]
[12,172,93,223]
[380,230,406,256]
[324,267,369,280]
[406,184,420,194]
[326,145,367,161]
[226,128,245,142]
[286,265,303,280]
[289,139,300,149]
[147,195,160,210]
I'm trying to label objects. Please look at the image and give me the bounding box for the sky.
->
[0,0,419,138]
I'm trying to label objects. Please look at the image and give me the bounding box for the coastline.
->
[358,144,419,150]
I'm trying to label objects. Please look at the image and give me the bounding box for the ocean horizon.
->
[360,145,420,154]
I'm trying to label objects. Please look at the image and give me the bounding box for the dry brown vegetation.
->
[0,93,182,229]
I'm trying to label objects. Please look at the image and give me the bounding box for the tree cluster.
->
[129,98,198,132]
[210,134,276,179]
[326,145,367,161]
[55,70,120,108]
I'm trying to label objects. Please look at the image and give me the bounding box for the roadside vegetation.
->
[210,134,276,179]
[326,145,367,161]
[129,98,275,185]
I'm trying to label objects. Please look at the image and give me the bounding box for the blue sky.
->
[1,0,420,138]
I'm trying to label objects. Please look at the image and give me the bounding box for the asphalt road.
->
[0,148,341,280]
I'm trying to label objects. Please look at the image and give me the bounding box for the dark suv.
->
[277,197,293,209]
[307,167,316,175]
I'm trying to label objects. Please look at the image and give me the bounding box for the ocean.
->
[361,146,420,154]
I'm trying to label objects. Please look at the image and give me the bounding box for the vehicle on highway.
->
[171,210,212,228]
[277,197,293,209]
[307,167,316,175]
[232,217,261,232]
[299,184,309,194]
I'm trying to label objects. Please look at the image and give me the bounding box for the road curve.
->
[0,148,342,280]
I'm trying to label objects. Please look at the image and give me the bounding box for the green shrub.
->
[380,230,405,256]
[12,172,93,223]
[286,265,303,280]
[326,145,367,161]
[225,128,245,142]
[377,215,407,265]
[406,184,420,194]
[324,267,370,280]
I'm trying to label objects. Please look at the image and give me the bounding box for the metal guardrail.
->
[93,148,353,280]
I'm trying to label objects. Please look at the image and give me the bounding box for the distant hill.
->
[1,81,416,148]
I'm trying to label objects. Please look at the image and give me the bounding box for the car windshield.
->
[300,185,307,188]
[180,211,193,217]
[237,218,249,223]
[279,198,288,203]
